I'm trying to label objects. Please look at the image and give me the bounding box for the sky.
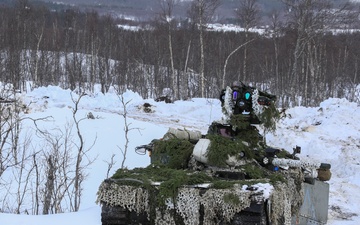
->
[0,85,359,225]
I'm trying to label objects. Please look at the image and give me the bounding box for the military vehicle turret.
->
[97,82,331,225]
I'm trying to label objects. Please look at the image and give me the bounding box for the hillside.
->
[21,0,358,23]
[24,0,282,22]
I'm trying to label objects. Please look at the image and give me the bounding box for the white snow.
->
[242,183,274,200]
[0,207,101,225]
[0,85,359,224]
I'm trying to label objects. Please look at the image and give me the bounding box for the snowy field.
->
[0,85,359,225]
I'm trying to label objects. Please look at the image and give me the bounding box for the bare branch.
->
[104,154,117,179]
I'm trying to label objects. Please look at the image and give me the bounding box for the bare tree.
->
[97,15,117,94]
[234,0,261,82]
[29,7,46,87]
[13,135,34,214]
[266,10,284,100]
[84,11,100,93]
[157,0,179,100]
[38,123,78,214]
[32,152,40,215]
[42,151,56,214]
[0,88,53,214]
[71,92,86,211]
[36,93,97,214]
[222,40,255,88]
[282,0,355,105]
[104,154,116,179]
[188,0,220,98]
[116,90,140,169]
[0,88,22,178]
[70,92,96,211]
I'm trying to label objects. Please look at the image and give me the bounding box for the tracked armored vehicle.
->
[97,82,331,225]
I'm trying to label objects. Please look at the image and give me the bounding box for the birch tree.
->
[157,0,179,100]
[282,0,355,105]
[235,0,261,82]
[188,0,220,98]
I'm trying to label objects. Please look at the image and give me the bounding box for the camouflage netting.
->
[96,182,150,216]
[97,182,252,225]
[167,188,201,225]
[97,168,304,225]
[199,186,252,224]
[269,169,304,225]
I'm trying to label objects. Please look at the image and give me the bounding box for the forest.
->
[0,0,360,107]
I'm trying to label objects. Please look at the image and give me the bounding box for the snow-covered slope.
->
[0,85,359,224]
[266,98,360,224]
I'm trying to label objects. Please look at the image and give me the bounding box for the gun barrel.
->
[272,158,321,169]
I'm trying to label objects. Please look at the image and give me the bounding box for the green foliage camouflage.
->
[205,134,254,167]
[229,114,251,130]
[205,116,268,167]
[151,139,193,169]
[243,163,264,179]
[229,115,265,146]
[259,102,280,132]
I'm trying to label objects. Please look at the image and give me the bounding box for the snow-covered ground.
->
[0,85,359,225]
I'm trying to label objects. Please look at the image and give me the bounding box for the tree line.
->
[0,0,359,107]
